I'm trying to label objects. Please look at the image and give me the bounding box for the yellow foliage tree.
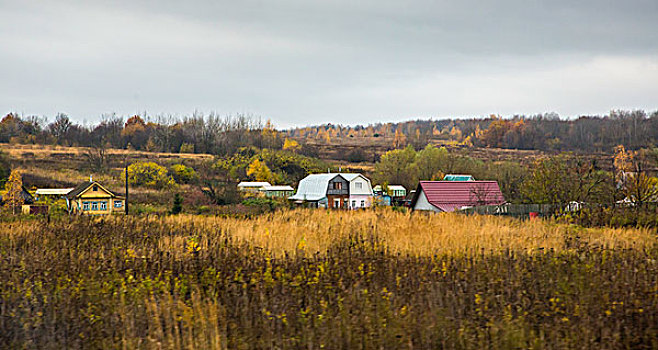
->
[4,169,24,214]
[393,129,407,149]
[247,159,274,182]
[283,138,301,152]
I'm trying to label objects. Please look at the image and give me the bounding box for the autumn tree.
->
[393,129,407,149]
[246,159,274,183]
[127,161,175,189]
[4,169,24,214]
[521,154,611,204]
[0,150,9,187]
[170,164,198,184]
[415,145,448,181]
[622,171,658,204]
[374,145,418,190]
[283,138,301,152]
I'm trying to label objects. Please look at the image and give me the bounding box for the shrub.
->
[127,161,175,189]
[170,164,197,184]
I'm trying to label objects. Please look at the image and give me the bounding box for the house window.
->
[100,201,107,210]
[355,182,362,189]
[334,199,340,208]
[352,200,356,208]
[93,185,98,191]
[83,201,90,211]
[91,202,98,211]
[333,182,342,190]
[114,201,123,208]
[361,200,365,207]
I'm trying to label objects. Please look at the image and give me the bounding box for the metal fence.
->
[459,202,658,218]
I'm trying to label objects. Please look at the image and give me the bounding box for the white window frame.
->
[83,201,89,211]
[100,201,107,210]
[91,201,98,211]
[114,201,123,208]
[361,200,365,207]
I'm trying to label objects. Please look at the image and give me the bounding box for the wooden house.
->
[65,181,125,215]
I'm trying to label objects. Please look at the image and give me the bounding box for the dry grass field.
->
[1,209,657,349]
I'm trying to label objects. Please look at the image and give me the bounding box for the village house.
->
[65,180,125,215]
[411,181,505,213]
[289,173,373,209]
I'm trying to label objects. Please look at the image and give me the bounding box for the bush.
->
[127,162,175,189]
[242,197,281,212]
[170,164,197,184]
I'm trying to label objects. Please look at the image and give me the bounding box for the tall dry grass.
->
[152,209,654,256]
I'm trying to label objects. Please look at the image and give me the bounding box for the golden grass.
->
[159,209,656,256]
[2,209,654,258]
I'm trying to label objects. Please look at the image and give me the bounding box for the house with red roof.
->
[410,181,505,212]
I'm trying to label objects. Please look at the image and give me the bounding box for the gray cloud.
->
[1,0,657,127]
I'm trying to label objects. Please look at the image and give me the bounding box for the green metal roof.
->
[443,174,475,181]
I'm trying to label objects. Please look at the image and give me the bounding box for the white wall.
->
[413,189,441,212]
[349,176,373,195]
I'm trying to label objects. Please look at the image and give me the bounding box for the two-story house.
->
[289,173,373,209]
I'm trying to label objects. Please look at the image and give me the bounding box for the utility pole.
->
[125,161,129,215]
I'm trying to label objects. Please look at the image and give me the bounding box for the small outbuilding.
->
[238,182,272,193]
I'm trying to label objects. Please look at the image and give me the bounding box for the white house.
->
[289,173,373,209]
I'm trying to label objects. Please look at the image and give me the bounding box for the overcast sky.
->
[1,0,657,128]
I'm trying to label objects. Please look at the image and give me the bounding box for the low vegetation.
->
[1,210,656,349]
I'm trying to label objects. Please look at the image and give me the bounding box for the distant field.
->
[1,210,656,348]
[0,143,213,160]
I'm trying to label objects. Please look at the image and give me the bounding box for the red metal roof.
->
[414,181,505,212]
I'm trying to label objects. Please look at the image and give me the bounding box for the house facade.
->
[262,185,295,198]
[289,173,373,209]
[411,181,505,213]
[66,181,125,215]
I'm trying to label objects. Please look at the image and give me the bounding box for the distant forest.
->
[287,110,658,153]
[1,110,657,155]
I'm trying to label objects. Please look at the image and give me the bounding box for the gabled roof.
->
[66,181,119,199]
[443,174,475,181]
[388,185,406,191]
[411,181,505,212]
[289,173,371,201]
[289,173,342,201]
[0,186,34,205]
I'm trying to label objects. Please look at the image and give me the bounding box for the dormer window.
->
[333,182,342,190]
[93,185,98,191]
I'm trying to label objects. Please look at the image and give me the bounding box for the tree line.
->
[374,144,658,205]
[286,110,658,152]
[0,112,283,156]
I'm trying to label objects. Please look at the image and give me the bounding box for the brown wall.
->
[327,194,349,209]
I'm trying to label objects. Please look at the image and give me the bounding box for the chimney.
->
[90,175,93,182]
